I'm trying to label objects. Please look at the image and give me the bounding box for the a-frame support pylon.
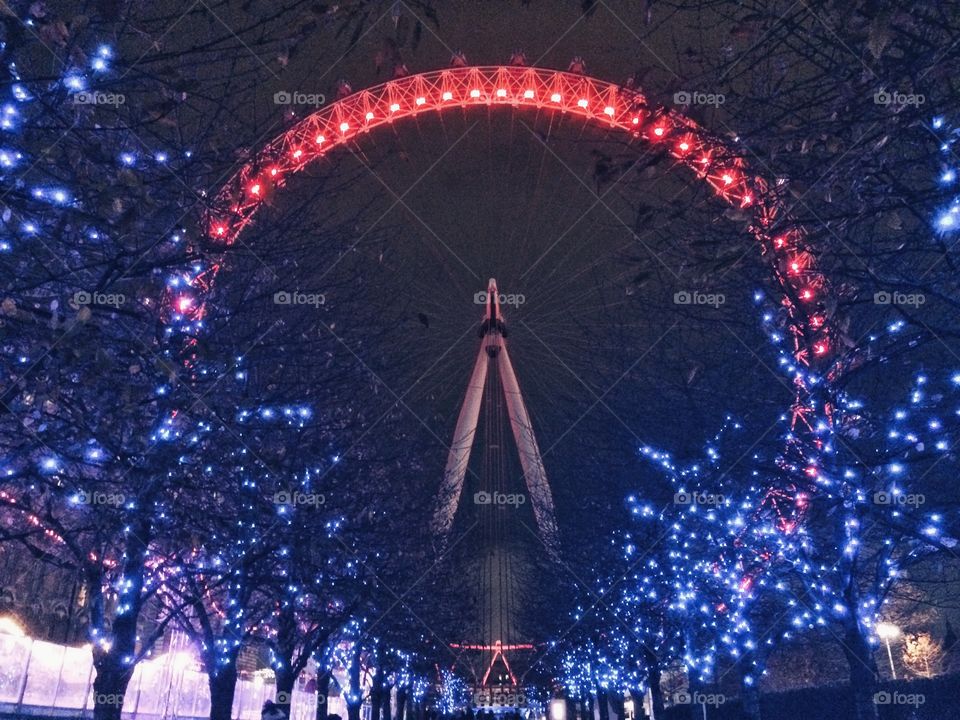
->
[432,279,558,550]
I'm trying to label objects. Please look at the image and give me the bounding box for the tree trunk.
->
[687,686,702,720]
[566,695,578,720]
[610,691,626,720]
[371,668,384,720]
[642,650,663,720]
[682,629,702,720]
[628,689,645,720]
[91,657,135,720]
[316,671,331,720]
[89,516,150,720]
[346,644,363,720]
[90,609,138,720]
[273,605,299,717]
[580,695,589,720]
[209,664,240,720]
[647,673,664,720]
[739,670,761,720]
[381,683,393,720]
[596,688,609,720]
[833,506,878,720]
[395,685,408,720]
[276,665,296,717]
[842,624,880,720]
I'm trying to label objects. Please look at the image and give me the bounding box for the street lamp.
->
[876,622,901,680]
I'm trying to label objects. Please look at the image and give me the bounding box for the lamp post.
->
[876,623,901,680]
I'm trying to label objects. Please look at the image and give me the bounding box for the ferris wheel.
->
[161,58,839,685]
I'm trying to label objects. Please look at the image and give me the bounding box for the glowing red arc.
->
[181,65,833,373]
